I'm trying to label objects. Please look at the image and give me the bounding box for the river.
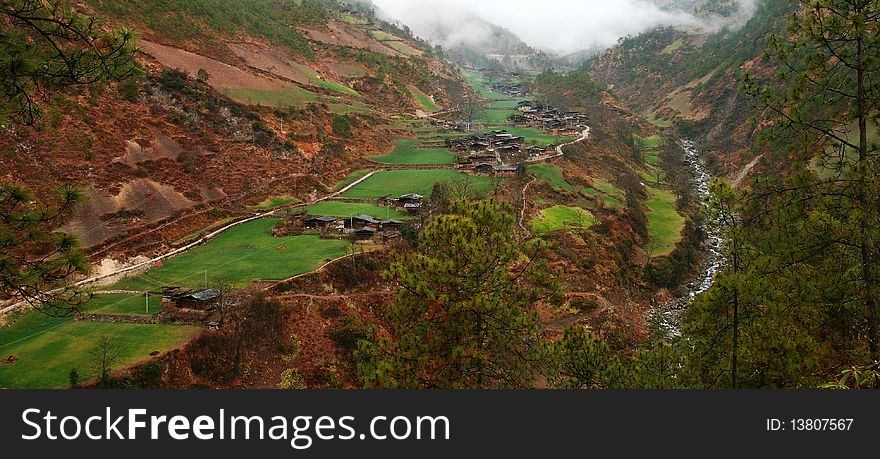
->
[660,139,725,334]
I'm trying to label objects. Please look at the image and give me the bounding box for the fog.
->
[372,0,758,55]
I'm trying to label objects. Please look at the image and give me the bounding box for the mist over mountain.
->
[373,0,760,57]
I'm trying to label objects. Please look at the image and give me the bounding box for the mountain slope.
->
[0,0,470,255]
[584,0,795,176]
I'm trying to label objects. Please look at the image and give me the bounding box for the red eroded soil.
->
[139,40,285,92]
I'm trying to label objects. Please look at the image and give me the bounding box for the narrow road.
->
[519,126,592,230]
[0,169,383,316]
[518,178,537,230]
[525,127,591,163]
[1,127,593,316]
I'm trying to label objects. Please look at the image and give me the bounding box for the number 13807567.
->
[766,418,854,431]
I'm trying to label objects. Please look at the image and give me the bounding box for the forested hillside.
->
[586,0,796,176]
[3,0,878,391]
[1,0,469,253]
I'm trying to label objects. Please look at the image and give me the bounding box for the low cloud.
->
[372,0,758,54]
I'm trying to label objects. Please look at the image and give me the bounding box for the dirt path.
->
[1,126,594,316]
[0,170,382,316]
[732,154,763,188]
[518,126,591,231]
[524,127,591,164]
[518,178,537,230]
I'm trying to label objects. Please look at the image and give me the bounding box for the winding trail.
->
[518,127,592,229]
[1,127,593,316]
[518,179,537,230]
[0,169,382,316]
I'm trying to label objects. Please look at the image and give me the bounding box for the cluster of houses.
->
[490,81,526,98]
[448,130,535,175]
[510,101,589,137]
[299,194,424,241]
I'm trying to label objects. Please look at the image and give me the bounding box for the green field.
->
[113,219,350,291]
[490,100,520,109]
[307,200,410,220]
[503,126,565,146]
[479,109,518,125]
[464,72,508,100]
[341,170,494,199]
[370,30,399,41]
[812,121,880,179]
[386,41,420,56]
[645,187,685,257]
[0,218,351,389]
[371,139,455,165]
[85,293,162,315]
[221,86,322,108]
[371,148,455,165]
[641,164,666,184]
[529,164,575,190]
[643,149,661,167]
[294,63,359,96]
[340,14,367,25]
[585,178,626,207]
[250,195,301,211]
[531,206,598,234]
[645,112,673,128]
[334,169,373,190]
[662,38,685,55]
[409,86,439,112]
[0,312,198,388]
[635,135,663,149]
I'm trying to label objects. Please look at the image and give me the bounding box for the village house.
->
[473,162,496,175]
[354,226,378,240]
[344,214,380,229]
[167,289,221,311]
[381,231,402,242]
[494,165,520,177]
[517,100,536,111]
[380,219,404,231]
[304,215,339,229]
[396,193,423,207]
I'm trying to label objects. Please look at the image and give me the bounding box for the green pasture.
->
[341,170,494,199]
[531,206,598,234]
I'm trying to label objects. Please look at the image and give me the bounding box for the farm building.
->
[167,288,221,310]
[474,162,497,175]
[345,215,380,229]
[304,215,339,229]
[354,227,378,240]
[396,193,424,208]
[380,219,404,230]
[494,165,520,177]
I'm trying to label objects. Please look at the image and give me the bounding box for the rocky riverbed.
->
[660,139,725,334]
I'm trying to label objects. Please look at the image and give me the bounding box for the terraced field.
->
[645,186,685,257]
[531,206,597,234]
[112,219,350,291]
[341,170,494,199]
[408,86,439,112]
[371,139,455,165]
[0,312,198,388]
[529,164,575,190]
[307,201,410,220]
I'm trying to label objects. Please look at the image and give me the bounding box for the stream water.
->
[660,139,725,334]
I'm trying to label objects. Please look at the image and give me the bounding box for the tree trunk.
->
[731,248,740,389]
[855,35,879,361]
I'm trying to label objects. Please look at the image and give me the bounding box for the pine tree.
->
[743,0,880,361]
[357,199,561,389]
